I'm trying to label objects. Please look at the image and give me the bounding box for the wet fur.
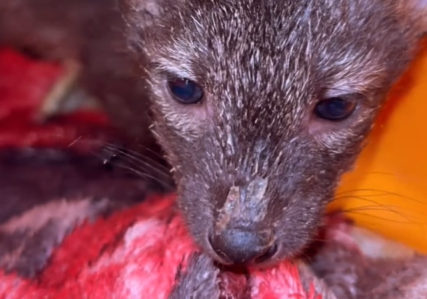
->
[1,0,426,265]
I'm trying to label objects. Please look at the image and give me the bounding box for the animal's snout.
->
[209,227,277,265]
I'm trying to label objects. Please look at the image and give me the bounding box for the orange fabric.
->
[330,40,427,254]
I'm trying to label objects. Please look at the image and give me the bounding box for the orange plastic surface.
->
[329,39,427,253]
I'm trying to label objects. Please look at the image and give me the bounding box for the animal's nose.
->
[209,227,277,264]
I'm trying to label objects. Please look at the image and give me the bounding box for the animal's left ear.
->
[401,0,427,36]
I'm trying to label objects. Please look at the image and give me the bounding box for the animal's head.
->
[121,0,427,266]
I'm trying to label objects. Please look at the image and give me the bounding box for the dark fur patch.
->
[168,254,221,299]
[309,240,427,299]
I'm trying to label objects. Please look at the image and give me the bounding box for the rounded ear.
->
[119,0,165,29]
[119,0,185,30]
[403,0,427,36]
[414,0,427,34]
[118,0,183,54]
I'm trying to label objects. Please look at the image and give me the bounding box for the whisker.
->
[47,133,109,150]
[67,136,82,148]
[64,139,173,187]
[341,211,427,229]
[107,159,174,190]
[134,143,167,161]
[334,188,426,205]
[102,143,171,173]
[344,171,397,178]
[101,144,172,180]
[341,208,423,224]
[332,195,420,223]
[107,143,164,164]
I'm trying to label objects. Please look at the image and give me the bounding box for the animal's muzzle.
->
[209,226,277,265]
[210,177,277,264]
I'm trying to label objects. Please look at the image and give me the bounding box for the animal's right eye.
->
[167,78,204,104]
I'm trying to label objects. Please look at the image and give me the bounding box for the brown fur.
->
[1,0,426,266]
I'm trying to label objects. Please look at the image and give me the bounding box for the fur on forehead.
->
[122,0,427,49]
[121,0,426,88]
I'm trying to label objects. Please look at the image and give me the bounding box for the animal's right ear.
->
[119,0,161,28]
[119,0,184,30]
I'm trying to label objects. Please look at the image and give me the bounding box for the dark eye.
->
[167,78,204,104]
[314,97,357,121]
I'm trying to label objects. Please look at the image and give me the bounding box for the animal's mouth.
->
[253,243,278,264]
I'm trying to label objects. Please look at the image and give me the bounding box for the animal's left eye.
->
[167,78,204,104]
[314,97,357,121]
